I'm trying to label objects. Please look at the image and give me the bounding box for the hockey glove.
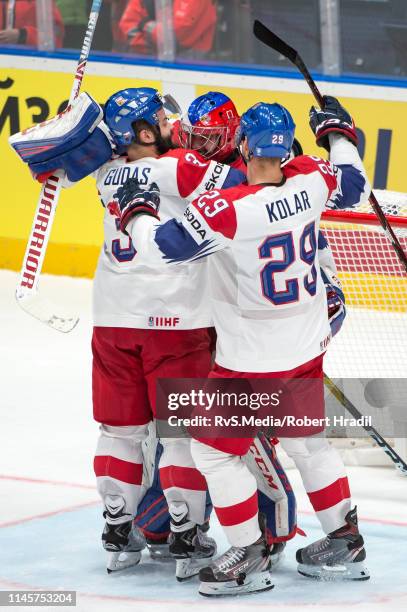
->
[321,268,346,337]
[114,179,161,234]
[309,95,358,151]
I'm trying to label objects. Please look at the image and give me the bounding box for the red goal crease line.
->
[0,474,96,490]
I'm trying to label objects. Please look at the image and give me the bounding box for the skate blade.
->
[106,550,142,573]
[298,561,370,581]
[199,571,274,597]
[175,556,215,581]
[147,545,174,562]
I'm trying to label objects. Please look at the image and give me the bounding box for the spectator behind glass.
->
[56,0,87,49]
[82,0,127,52]
[0,0,64,47]
[119,0,216,59]
[110,0,128,52]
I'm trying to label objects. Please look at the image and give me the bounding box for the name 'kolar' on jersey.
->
[266,190,311,223]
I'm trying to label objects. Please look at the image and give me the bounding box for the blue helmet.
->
[104,87,164,149]
[236,102,295,159]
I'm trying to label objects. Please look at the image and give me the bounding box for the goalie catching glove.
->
[9,92,113,182]
[113,179,161,234]
[309,95,358,151]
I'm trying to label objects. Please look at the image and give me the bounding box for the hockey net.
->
[321,190,407,467]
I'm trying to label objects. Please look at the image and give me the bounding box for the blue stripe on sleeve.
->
[330,164,366,209]
[155,219,214,264]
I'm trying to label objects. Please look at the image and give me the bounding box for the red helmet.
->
[179,91,240,161]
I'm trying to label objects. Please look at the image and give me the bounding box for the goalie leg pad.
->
[246,433,297,543]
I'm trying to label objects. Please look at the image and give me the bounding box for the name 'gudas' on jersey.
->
[129,136,371,371]
[93,148,244,329]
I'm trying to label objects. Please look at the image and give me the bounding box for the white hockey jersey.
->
[92,149,244,329]
[129,136,370,371]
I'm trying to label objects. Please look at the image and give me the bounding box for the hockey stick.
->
[15,0,103,333]
[253,20,407,274]
[324,375,407,475]
[253,21,407,473]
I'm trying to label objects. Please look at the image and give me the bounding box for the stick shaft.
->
[252,19,407,273]
[324,375,407,475]
[16,0,103,302]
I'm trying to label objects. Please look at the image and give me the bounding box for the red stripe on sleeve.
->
[161,149,210,198]
[94,455,143,485]
[159,465,207,491]
[307,476,351,512]
[214,491,258,527]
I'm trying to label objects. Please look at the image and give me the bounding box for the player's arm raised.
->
[309,95,371,209]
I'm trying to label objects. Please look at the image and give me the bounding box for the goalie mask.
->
[236,102,295,160]
[104,87,181,154]
[179,91,240,161]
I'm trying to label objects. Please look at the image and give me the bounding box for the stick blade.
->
[253,20,298,63]
[16,290,79,333]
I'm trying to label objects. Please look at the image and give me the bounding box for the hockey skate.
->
[168,502,217,581]
[102,495,146,573]
[198,535,274,597]
[296,507,370,581]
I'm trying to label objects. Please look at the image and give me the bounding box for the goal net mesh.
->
[320,190,407,466]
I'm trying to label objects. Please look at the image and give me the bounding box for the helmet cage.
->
[179,122,227,159]
[179,116,240,160]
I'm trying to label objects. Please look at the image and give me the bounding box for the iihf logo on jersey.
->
[148,316,180,327]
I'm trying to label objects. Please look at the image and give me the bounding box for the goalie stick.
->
[253,20,407,274]
[324,375,407,475]
[15,0,103,333]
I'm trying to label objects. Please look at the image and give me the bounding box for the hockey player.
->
[178,89,349,540]
[179,90,345,337]
[90,86,248,576]
[111,97,371,595]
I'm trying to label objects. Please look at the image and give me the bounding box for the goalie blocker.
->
[9,92,113,183]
